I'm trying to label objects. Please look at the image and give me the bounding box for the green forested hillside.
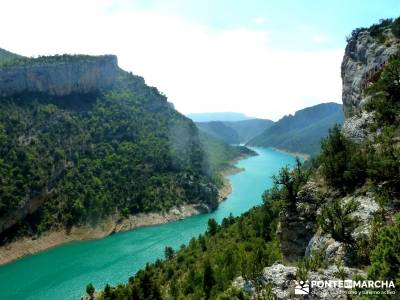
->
[0,60,220,241]
[247,102,344,155]
[0,48,22,63]
[199,132,256,184]
[195,121,240,144]
[195,119,273,144]
[91,159,306,300]
[223,119,273,143]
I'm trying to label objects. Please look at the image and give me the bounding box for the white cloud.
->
[0,0,343,120]
[254,17,267,25]
[311,33,331,44]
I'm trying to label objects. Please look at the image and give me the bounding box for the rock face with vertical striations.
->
[0,55,118,97]
[341,28,399,141]
[341,29,399,118]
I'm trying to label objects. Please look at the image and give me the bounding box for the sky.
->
[1,0,399,120]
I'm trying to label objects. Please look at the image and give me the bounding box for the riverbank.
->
[271,147,310,160]
[0,203,209,266]
[0,159,247,266]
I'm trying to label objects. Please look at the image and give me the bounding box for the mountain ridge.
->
[0,54,118,97]
[195,118,274,144]
[247,102,344,155]
[0,50,224,248]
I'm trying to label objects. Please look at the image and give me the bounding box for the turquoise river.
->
[0,147,296,300]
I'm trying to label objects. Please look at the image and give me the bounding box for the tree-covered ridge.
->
[247,102,344,155]
[199,132,256,187]
[223,119,274,143]
[0,48,22,63]
[0,53,115,67]
[196,119,274,145]
[196,122,240,144]
[346,17,400,44]
[0,69,219,241]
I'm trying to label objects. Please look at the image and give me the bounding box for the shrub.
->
[271,158,309,210]
[164,246,175,260]
[392,17,400,38]
[369,18,393,43]
[368,214,400,287]
[366,56,400,128]
[203,259,216,299]
[86,283,95,299]
[296,259,310,282]
[318,199,360,243]
[320,125,367,193]
[207,218,218,236]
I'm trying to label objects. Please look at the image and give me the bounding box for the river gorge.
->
[0,147,296,300]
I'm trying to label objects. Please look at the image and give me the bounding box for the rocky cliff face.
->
[341,29,399,140]
[0,55,118,97]
[341,29,399,118]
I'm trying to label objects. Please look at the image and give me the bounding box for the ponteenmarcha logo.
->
[294,280,310,295]
[293,279,396,296]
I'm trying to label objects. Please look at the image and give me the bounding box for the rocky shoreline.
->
[0,163,245,266]
[271,147,310,160]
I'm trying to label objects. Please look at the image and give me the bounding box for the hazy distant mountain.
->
[195,118,274,144]
[196,121,240,144]
[187,112,252,122]
[223,119,274,143]
[247,102,344,155]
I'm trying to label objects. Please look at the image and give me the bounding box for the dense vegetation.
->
[91,159,308,300]
[199,132,256,187]
[248,102,344,155]
[319,54,400,201]
[316,54,400,293]
[0,65,223,242]
[0,48,21,63]
[346,17,400,44]
[0,53,111,67]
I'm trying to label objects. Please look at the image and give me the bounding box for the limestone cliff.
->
[0,55,118,97]
[341,29,399,117]
[341,28,399,140]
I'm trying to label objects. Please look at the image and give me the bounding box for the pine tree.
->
[203,259,215,299]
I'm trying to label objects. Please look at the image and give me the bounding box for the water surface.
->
[0,147,296,300]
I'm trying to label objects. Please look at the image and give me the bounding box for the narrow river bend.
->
[0,147,296,300]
